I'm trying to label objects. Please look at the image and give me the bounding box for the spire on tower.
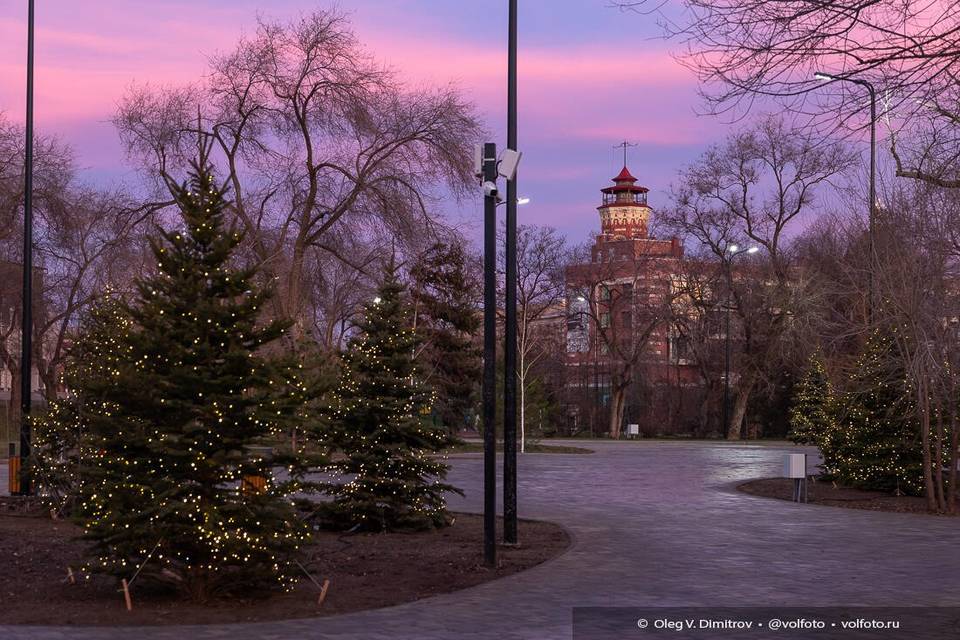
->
[614,140,638,169]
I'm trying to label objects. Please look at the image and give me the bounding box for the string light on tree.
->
[35,155,311,601]
[322,260,461,531]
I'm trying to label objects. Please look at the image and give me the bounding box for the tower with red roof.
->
[589,165,682,262]
[599,165,651,239]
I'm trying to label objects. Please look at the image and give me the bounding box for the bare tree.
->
[669,251,728,434]
[872,183,960,512]
[663,115,855,438]
[0,114,144,433]
[32,187,145,401]
[615,0,960,188]
[499,224,568,451]
[114,10,482,338]
[305,233,381,349]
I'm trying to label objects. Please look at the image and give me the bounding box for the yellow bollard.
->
[8,443,20,495]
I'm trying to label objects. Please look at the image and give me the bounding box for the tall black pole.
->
[482,142,498,568]
[503,0,519,546]
[867,84,876,321]
[17,0,35,496]
[723,299,730,438]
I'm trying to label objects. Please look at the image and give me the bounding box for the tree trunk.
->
[949,394,958,514]
[38,365,57,404]
[698,391,710,437]
[726,370,755,440]
[934,394,946,512]
[519,373,526,454]
[609,383,627,439]
[281,244,308,344]
[918,379,938,512]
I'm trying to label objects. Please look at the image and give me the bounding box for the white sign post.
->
[784,453,808,503]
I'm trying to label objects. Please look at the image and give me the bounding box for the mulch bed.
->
[738,477,958,516]
[0,499,569,626]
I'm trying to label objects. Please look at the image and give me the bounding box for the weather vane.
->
[614,140,638,167]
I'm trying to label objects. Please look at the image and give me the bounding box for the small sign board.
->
[784,453,807,479]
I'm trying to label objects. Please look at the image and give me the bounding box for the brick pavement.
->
[5,441,957,639]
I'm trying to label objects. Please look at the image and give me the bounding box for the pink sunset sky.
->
[0,0,722,242]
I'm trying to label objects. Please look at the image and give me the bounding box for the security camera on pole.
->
[476,143,521,568]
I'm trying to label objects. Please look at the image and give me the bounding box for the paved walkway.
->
[5,441,960,639]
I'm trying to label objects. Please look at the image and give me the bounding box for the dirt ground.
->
[738,477,958,515]
[0,504,569,626]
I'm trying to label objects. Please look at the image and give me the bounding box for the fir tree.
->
[75,159,309,601]
[325,261,461,531]
[410,241,481,432]
[788,352,835,448]
[831,330,924,495]
[32,295,130,514]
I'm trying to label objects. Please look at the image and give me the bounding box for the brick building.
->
[562,166,707,437]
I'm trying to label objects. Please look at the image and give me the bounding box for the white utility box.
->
[784,453,807,479]
[626,424,640,438]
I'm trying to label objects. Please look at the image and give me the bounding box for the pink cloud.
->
[0,0,716,236]
[0,5,704,144]
[361,30,705,145]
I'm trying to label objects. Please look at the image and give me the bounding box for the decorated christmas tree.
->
[830,330,924,495]
[324,261,461,531]
[788,352,835,448]
[31,295,130,514]
[75,158,309,601]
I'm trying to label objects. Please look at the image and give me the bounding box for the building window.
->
[670,335,693,364]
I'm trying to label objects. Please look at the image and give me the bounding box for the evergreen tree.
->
[32,295,130,514]
[788,352,835,449]
[830,330,924,495]
[410,241,481,432]
[325,261,461,531]
[75,159,309,601]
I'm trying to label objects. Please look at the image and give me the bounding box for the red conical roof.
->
[601,164,649,196]
[612,166,637,182]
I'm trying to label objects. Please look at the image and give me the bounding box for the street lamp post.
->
[722,245,757,438]
[814,71,877,319]
[476,147,521,567]
[14,0,36,496]
[481,142,498,568]
[503,0,519,546]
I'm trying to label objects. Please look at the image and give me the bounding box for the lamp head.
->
[814,72,834,82]
[728,244,739,253]
[747,246,760,254]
